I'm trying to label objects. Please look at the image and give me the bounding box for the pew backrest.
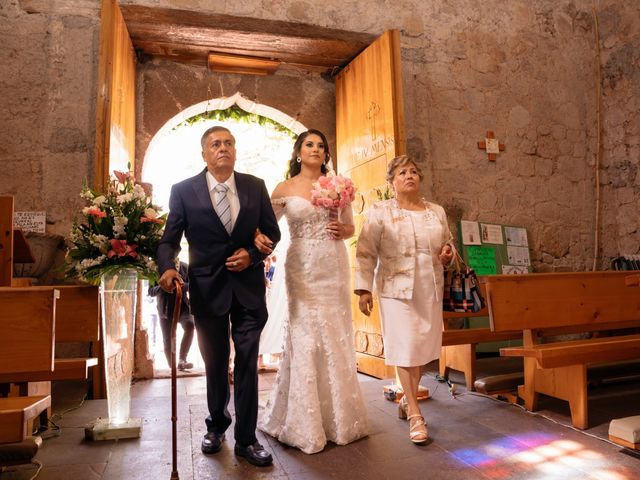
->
[0,287,59,374]
[485,271,640,333]
[54,285,100,342]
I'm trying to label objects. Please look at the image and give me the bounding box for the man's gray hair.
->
[200,126,234,149]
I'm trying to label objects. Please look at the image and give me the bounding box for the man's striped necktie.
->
[214,184,232,233]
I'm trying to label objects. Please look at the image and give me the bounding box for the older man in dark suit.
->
[157,126,280,467]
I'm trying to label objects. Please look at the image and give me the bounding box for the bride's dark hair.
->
[286,129,332,179]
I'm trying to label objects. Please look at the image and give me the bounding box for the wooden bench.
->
[440,282,521,390]
[0,285,100,388]
[484,271,640,429]
[0,195,102,399]
[0,287,58,443]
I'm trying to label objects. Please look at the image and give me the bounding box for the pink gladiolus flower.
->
[107,239,138,259]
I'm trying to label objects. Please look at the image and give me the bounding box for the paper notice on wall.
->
[480,223,504,244]
[507,246,531,266]
[505,226,528,247]
[460,220,482,245]
[467,245,497,275]
[14,211,46,233]
[502,265,528,274]
[485,138,500,154]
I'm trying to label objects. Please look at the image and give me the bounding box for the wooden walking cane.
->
[170,280,183,480]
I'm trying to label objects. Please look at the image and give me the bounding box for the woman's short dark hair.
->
[286,129,332,178]
[386,155,424,183]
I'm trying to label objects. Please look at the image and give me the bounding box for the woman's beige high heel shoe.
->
[397,396,408,419]
[407,414,428,444]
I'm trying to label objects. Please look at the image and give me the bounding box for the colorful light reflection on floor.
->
[451,432,635,479]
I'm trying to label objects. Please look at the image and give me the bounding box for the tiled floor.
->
[2,358,640,479]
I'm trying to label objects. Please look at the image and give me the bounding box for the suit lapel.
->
[234,172,248,230]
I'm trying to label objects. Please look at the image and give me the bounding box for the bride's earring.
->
[296,156,301,163]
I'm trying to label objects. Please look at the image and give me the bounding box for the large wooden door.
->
[95,0,137,190]
[336,30,405,378]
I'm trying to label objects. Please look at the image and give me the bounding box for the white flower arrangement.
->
[65,170,166,285]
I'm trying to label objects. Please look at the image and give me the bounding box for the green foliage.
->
[173,105,296,139]
[374,185,394,200]
[65,172,167,285]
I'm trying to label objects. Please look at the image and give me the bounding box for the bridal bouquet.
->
[65,170,166,285]
[310,173,357,210]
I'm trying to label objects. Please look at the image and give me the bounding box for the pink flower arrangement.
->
[66,169,166,285]
[310,174,357,210]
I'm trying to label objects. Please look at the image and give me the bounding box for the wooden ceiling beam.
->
[119,5,377,73]
[133,40,355,68]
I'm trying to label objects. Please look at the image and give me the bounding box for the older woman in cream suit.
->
[355,155,453,444]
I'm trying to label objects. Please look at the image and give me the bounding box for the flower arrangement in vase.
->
[65,170,166,285]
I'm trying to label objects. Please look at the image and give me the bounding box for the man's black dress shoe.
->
[201,432,225,454]
[234,442,273,467]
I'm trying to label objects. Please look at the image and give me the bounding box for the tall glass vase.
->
[100,268,138,425]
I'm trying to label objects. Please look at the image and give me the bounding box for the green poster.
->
[467,246,496,274]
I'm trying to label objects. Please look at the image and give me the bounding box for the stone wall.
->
[0,0,100,238]
[597,0,640,265]
[1,0,639,272]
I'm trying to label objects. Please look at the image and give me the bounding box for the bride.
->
[255,129,368,454]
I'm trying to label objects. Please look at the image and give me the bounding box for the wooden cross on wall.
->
[478,131,505,161]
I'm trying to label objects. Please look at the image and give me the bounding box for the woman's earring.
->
[296,157,301,163]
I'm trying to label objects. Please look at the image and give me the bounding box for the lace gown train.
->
[259,196,368,454]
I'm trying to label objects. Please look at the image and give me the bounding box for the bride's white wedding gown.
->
[259,196,368,454]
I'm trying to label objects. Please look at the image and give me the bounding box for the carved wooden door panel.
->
[335,30,405,378]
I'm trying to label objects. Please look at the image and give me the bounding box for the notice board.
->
[457,220,532,275]
[454,220,531,352]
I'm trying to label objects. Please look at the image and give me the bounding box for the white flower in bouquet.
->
[113,216,129,238]
[133,184,147,200]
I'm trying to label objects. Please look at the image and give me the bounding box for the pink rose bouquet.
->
[310,174,357,213]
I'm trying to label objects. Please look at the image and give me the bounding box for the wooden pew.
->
[440,282,521,390]
[0,285,100,385]
[0,196,102,397]
[485,271,640,429]
[0,287,58,443]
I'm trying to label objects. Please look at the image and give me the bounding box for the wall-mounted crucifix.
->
[477,131,505,161]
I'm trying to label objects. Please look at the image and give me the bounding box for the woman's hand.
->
[356,291,374,316]
[326,221,355,240]
[254,228,274,254]
[439,244,454,266]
